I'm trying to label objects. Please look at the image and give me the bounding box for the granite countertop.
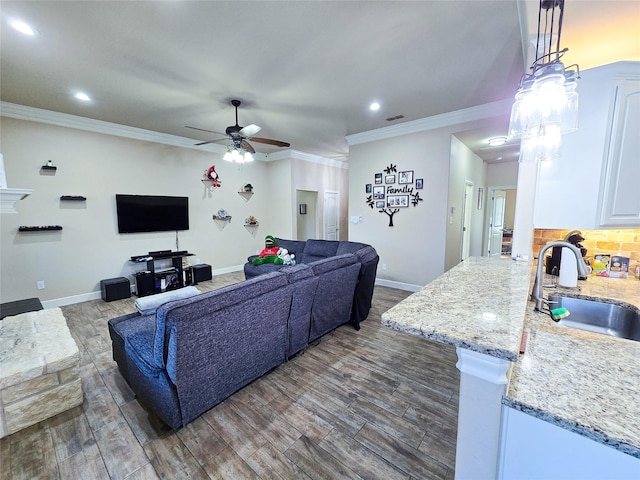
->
[381,256,640,458]
[505,274,640,458]
[382,256,531,361]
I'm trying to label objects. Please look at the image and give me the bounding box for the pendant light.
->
[508,0,580,159]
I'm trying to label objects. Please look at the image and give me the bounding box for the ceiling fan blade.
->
[184,125,226,136]
[194,139,225,146]
[251,137,291,148]
[239,124,261,137]
[240,140,256,154]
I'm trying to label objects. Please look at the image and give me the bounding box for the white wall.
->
[290,157,349,240]
[0,116,351,304]
[445,136,487,271]
[296,190,318,240]
[487,161,518,187]
[348,128,453,287]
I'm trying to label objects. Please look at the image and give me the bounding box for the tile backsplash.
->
[533,229,640,275]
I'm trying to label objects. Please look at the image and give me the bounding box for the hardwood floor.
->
[1,273,460,479]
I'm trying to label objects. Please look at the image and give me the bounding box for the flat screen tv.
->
[116,194,189,234]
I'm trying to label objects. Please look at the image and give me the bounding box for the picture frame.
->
[385,174,396,184]
[374,173,383,184]
[299,203,307,215]
[398,170,414,184]
[366,183,372,193]
[386,195,409,208]
[373,186,385,199]
[416,178,423,189]
[375,201,385,209]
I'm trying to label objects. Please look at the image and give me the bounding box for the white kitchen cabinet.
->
[498,407,640,480]
[597,78,640,226]
[533,61,639,229]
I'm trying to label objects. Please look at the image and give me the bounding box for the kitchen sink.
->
[547,295,640,342]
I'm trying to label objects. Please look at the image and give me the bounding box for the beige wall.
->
[0,117,346,304]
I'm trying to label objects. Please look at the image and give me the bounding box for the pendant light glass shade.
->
[508,0,579,160]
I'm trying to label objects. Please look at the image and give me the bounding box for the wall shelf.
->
[18,225,63,232]
[40,165,57,172]
[60,195,86,201]
[212,215,232,222]
[237,191,254,202]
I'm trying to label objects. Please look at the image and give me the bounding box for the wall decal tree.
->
[365,163,423,227]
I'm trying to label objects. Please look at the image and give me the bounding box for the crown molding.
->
[0,102,232,154]
[266,149,349,170]
[346,99,514,146]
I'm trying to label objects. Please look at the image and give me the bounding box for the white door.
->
[324,191,339,240]
[489,190,506,257]
[461,182,473,261]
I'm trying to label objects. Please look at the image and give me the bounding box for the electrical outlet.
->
[37,280,45,290]
[382,263,387,271]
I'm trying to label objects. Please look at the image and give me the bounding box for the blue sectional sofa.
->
[244,239,379,329]
[108,241,377,429]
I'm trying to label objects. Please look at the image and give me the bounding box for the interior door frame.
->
[484,185,517,256]
[460,181,474,261]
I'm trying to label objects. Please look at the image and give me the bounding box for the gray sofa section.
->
[108,250,366,430]
[244,238,379,328]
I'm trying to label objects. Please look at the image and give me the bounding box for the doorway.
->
[485,186,517,257]
[296,190,318,240]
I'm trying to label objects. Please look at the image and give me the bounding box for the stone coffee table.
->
[0,307,82,438]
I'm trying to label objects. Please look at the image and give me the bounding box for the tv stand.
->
[130,251,194,296]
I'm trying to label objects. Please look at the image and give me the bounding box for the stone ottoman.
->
[0,307,83,438]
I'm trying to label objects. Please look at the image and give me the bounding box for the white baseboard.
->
[375,277,422,292]
[40,267,245,309]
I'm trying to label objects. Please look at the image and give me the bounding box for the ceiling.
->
[1,1,638,163]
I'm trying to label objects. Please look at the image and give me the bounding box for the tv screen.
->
[116,194,189,234]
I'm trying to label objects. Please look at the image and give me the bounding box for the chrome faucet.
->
[531,241,589,311]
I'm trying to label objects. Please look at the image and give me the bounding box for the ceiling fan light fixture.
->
[244,151,254,162]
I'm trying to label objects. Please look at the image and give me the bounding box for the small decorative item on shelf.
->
[243,183,253,192]
[41,160,57,172]
[244,215,259,226]
[212,209,231,222]
[202,165,222,190]
[18,225,63,232]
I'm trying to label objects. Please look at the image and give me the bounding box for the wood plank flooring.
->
[1,273,460,479]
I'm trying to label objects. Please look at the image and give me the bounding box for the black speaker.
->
[192,264,212,283]
[135,272,155,297]
[101,277,131,302]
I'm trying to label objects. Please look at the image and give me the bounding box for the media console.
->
[130,250,194,296]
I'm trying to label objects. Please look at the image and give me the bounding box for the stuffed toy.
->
[204,165,222,187]
[277,247,296,266]
[252,235,284,265]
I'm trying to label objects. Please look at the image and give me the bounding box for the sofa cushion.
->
[280,264,319,356]
[353,246,378,265]
[300,239,340,264]
[336,241,367,255]
[152,271,289,370]
[134,286,201,316]
[276,238,306,258]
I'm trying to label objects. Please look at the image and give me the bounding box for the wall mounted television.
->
[116,194,189,234]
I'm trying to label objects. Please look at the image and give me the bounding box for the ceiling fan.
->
[185,99,290,155]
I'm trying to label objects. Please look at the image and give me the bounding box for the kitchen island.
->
[382,256,640,479]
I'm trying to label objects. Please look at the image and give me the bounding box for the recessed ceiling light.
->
[74,92,91,102]
[9,19,37,36]
[369,102,380,111]
[488,136,507,147]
